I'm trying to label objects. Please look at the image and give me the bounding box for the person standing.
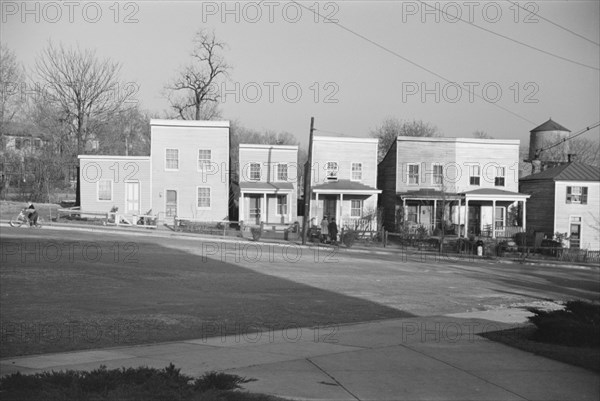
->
[320,216,329,243]
[26,201,38,226]
[328,217,338,245]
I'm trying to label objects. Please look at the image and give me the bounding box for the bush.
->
[250,226,262,241]
[0,364,262,401]
[342,230,356,248]
[527,300,600,347]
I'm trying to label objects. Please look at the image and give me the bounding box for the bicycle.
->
[9,209,43,228]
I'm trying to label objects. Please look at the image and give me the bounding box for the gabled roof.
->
[312,179,380,194]
[461,188,525,196]
[239,182,294,191]
[520,162,600,182]
[530,119,570,133]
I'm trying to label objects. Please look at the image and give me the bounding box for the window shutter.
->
[566,186,571,203]
[582,187,588,204]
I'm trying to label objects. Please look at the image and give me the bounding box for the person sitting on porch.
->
[321,216,329,243]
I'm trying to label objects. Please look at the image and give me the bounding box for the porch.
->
[239,182,294,225]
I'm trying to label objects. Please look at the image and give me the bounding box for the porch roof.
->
[239,181,294,193]
[461,188,530,201]
[312,179,381,195]
[398,188,461,200]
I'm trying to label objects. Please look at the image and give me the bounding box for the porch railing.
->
[341,218,375,231]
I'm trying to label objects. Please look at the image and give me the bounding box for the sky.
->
[2,0,599,148]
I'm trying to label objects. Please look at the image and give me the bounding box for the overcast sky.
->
[2,1,599,147]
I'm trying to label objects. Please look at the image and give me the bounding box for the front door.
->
[125,182,140,214]
[324,197,337,220]
[249,196,261,225]
[166,190,177,217]
[570,217,581,249]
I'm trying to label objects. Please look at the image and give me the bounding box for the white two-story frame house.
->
[238,144,298,225]
[150,119,230,223]
[378,136,530,238]
[308,136,381,229]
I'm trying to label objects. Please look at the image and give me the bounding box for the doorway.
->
[125,182,140,214]
[570,216,581,249]
[248,196,261,225]
[324,197,337,220]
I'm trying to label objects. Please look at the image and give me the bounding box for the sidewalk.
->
[1,316,598,400]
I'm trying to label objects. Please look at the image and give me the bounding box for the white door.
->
[125,182,140,214]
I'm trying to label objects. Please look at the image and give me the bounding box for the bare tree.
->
[0,45,25,125]
[33,41,135,155]
[165,30,230,120]
[371,118,441,162]
[540,137,600,167]
[472,130,493,139]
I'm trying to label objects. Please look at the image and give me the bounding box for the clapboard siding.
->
[151,120,229,221]
[555,181,600,250]
[519,180,555,236]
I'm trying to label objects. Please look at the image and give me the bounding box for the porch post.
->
[492,200,496,238]
[315,192,319,222]
[433,199,437,233]
[263,193,267,223]
[522,199,526,232]
[240,191,244,222]
[457,198,461,237]
[465,198,469,237]
[402,197,406,226]
[287,193,292,223]
[339,193,344,226]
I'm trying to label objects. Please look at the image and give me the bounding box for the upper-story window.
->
[198,149,211,171]
[249,163,261,181]
[325,162,338,180]
[469,165,480,186]
[277,163,288,181]
[433,164,443,185]
[407,163,419,185]
[566,186,588,204]
[166,149,179,170]
[351,163,363,181]
[494,167,505,187]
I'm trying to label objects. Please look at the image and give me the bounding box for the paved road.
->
[3,226,598,320]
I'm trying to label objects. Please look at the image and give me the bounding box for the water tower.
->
[528,118,571,162]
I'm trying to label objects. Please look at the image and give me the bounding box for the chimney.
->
[531,159,542,174]
[568,154,576,163]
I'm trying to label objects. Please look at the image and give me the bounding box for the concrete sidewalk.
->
[1,316,598,400]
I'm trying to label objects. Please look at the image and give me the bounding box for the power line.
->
[535,121,600,157]
[419,1,599,71]
[290,1,537,125]
[504,0,600,47]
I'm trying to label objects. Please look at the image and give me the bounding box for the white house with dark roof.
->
[378,136,530,238]
[238,143,298,225]
[308,136,381,229]
[520,162,600,250]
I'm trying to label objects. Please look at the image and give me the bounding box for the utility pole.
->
[301,117,315,245]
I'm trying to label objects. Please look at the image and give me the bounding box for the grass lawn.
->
[1,231,412,358]
[1,201,61,223]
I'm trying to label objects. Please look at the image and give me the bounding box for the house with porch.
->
[238,144,298,225]
[308,136,381,230]
[378,136,530,238]
[519,162,600,250]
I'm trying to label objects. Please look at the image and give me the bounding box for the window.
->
[351,163,363,181]
[494,207,505,229]
[197,187,211,208]
[198,149,211,171]
[494,167,505,187]
[469,165,480,186]
[566,186,588,204]
[14,138,22,150]
[166,190,177,217]
[325,162,338,180]
[433,164,443,185]
[407,206,418,223]
[277,163,288,181]
[98,180,112,201]
[277,195,287,215]
[407,164,419,185]
[351,200,363,217]
[249,163,261,181]
[166,149,179,170]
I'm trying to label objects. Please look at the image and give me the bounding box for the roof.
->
[461,188,530,200]
[239,182,294,192]
[461,188,525,196]
[313,135,378,144]
[150,119,230,128]
[395,136,520,145]
[530,119,570,133]
[312,179,380,194]
[520,162,600,182]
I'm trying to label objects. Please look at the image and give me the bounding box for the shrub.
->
[342,230,356,248]
[250,226,262,241]
[527,300,600,347]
